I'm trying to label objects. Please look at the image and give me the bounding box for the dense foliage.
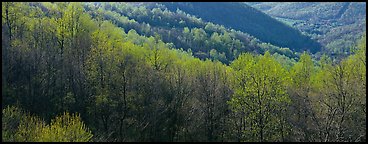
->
[2,106,92,142]
[83,2,300,64]
[2,2,366,142]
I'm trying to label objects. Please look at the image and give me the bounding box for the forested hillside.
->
[247,2,366,58]
[83,2,298,64]
[2,2,366,142]
[161,2,322,53]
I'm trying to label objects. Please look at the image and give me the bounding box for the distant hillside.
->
[161,2,322,53]
[246,2,366,25]
[246,2,366,55]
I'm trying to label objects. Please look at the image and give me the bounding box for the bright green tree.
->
[3,106,93,142]
[229,51,291,142]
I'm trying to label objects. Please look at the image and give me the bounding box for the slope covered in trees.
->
[82,2,298,64]
[2,2,366,142]
[246,2,366,58]
[161,2,322,53]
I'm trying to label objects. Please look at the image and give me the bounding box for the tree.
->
[229,51,291,142]
[3,106,93,142]
[192,28,207,51]
[311,35,366,142]
[288,52,319,141]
